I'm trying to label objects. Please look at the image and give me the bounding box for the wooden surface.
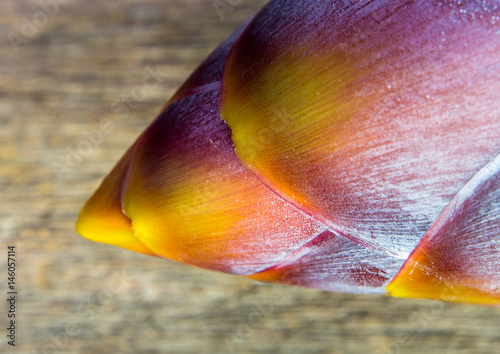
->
[1,1,499,353]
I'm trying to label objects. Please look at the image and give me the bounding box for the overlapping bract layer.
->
[387,154,500,304]
[221,0,500,258]
[119,89,327,275]
[76,0,500,304]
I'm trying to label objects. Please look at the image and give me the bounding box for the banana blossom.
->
[76,0,500,305]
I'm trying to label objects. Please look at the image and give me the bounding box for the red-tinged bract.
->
[76,0,500,305]
[387,155,500,305]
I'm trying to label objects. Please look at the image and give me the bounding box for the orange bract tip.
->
[386,262,500,306]
[75,143,157,256]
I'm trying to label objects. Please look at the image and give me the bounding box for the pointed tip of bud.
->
[75,142,157,257]
[76,192,157,257]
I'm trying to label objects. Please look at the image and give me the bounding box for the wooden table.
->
[1,1,499,353]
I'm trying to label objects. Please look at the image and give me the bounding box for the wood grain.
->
[1,1,499,353]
